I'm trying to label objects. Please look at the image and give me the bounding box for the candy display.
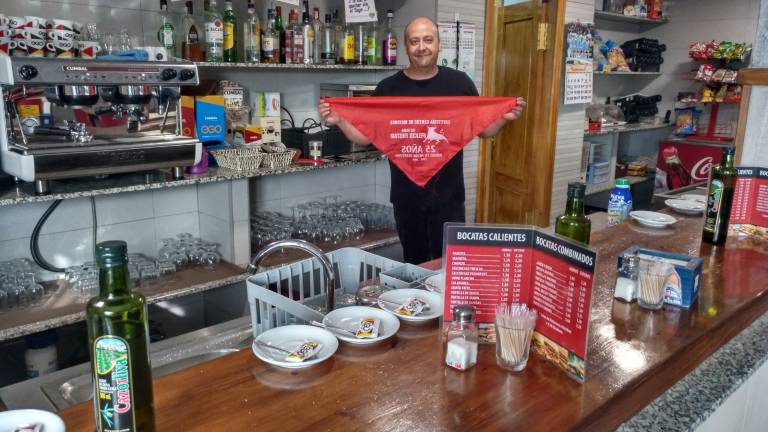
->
[689,40,751,62]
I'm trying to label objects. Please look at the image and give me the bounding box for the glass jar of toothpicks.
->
[494,304,538,372]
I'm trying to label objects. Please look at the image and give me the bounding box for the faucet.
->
[247,239,337,313]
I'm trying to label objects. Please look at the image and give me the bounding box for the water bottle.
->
[607,178,633,226]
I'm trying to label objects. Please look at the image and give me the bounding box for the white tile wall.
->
[199,212,234,262]
[154,213,201,245]
[95,191,154,226]
[152,186,198,217]
[99,219,157,257]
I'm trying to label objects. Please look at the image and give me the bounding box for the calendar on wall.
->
[438,21,476,80]
[564,21,594,105]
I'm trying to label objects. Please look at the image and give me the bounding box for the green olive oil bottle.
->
[87,241,155,432]
[555,182,592,245]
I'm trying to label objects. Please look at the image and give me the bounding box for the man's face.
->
[405,21,439,69]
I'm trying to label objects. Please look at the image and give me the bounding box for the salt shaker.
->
[614,253,639,302]
[445,305,478,371]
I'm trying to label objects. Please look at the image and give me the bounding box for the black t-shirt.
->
[373,66,479,206]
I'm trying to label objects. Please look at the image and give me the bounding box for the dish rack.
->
[246,247,402,337]
[209,147,265,171]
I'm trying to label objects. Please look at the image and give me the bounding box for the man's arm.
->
[478,97,527,138]
[318,102,370,145]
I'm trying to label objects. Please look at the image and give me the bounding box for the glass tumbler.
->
[637,259,673,310]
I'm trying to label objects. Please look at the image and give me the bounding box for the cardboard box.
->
[243,125,263,144]
[256,117,281,144]
[618,247,702,308]
[251,92,281,118]
[195,95,226,143]
[180,95,196,138]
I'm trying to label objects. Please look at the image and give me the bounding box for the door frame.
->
[476,0,566,225]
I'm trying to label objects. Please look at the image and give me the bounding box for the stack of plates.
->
[665,198,706,215]
[629,210,678,228]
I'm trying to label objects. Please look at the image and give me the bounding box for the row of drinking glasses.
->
[66,253,179,299]
[157,233,222,268]
[0,258,45,311]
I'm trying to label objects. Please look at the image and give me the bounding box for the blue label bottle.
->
[607,178,633,226]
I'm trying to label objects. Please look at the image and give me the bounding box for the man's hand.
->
[318,102,341,126]
[502,97,527,121]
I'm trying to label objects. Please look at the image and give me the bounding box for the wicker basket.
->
[209,147,265,171]
[262,149,297,169]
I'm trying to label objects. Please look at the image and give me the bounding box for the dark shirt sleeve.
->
[465,74,480,96]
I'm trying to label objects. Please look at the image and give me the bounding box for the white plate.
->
[630,210,678,227]
[322,306,400,345]
[424,274,444,293]
[252,325,338,369]
[681,193,707,204]
[0,410,65,432]
[665,199,705,214]
[377,289,443,322]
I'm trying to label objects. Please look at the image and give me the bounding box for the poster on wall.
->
[344,0,378,23]
[563,21,594,105]
[729,166,768,240]
[438,21,476,79]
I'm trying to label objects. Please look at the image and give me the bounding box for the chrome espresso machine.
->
[0,56,202,194]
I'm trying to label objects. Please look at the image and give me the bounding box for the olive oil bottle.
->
[702,146,737,245]
[555,182,591,244]
[87,241,155,432]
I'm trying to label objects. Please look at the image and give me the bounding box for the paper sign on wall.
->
[563,21,594,105]
[344,0,378,23]
[438,22,476,80]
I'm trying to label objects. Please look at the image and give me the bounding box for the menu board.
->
[442,224,597,382]
[729,166,768,240]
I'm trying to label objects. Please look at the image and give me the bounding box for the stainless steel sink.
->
[0,317,253,412]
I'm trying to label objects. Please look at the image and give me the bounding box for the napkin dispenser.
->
[618,246,702,308]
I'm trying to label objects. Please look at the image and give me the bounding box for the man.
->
[319,17,526,264]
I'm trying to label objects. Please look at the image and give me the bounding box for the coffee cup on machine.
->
[10,39,27,56]
[7,16,25,30]
[21,27,46,40]
[25,38,46,57]
[0,27,12,38]
[45,39,75,58]
[78,40,101,59]
[47,29,77,41]
[47,19,81,34]
[0,38,18,56]
[24,16,47,29]
[0,15,10,27]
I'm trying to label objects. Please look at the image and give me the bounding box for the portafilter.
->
[44,85,100,107]
[99,85,153,106]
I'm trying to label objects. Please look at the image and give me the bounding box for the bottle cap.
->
[96,240,128,268]
[567,182,586,198]
[452,305,476,323]
[615,178,631,187]
[387,10,394,17]
[722,146,735,156]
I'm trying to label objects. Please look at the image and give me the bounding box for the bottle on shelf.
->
[262,8,279,63]
[243,1,260,63]
[222,0,237,62]
[702,146,737,245]
[332,9,345,64]
[607,178,633,226]
[354,23,366,64]
[555,182,591,244]
[301,2,314,64]
[204,0,224,62]
[382,9,397,65]
[275,5,285,63]
[87,241,155,432]
[157,0,176,56]
[365,20,380,65]
[321,13,335,64]
[181,1,204,61]
[312,7,323,64]
[285,9,303,64]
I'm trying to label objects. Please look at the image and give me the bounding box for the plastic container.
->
[25,330,58,378]
[379,263,437,290]
[607,178,633,226]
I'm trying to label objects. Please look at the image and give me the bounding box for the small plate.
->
[665,199,705,214]
[377,289,443,322]
[322,306,400,345]
[630,210,678,227]
[681,193,707,204]
[0,410,64,432]
[424,274,444,293]
[252,325,338,369]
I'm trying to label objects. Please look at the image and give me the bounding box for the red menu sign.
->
[730,167,768,240]
[442,224,597,382]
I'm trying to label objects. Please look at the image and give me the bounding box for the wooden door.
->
[477,0,564,225]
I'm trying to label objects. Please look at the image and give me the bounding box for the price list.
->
[730,167,768,228]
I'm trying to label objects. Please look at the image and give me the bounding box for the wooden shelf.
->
[593,70,662,76]
[195,62,404,71]
[585,123,673,136]
[594,10,669,25]
[586,174,653,195]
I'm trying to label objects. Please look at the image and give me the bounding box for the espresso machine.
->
[0,56,202,194]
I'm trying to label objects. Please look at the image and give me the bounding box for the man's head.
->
[404,17,439,70]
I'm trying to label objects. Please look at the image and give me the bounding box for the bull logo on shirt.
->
[423,127,449,145]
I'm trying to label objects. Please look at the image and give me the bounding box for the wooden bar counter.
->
[58,213,768,431]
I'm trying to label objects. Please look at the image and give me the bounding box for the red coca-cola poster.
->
[657,141,726,190]
[325,96,517,187]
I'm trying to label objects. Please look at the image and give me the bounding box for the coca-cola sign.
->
[691,156,714,181]
[657,141,725,186]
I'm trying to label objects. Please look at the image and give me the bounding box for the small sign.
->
[442,223,597,382]
[344,0,378,23]
[729,166,768,240]
[438,22,476,79]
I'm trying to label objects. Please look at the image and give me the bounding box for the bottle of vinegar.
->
[555,182,591,244]
[87,241,155,432]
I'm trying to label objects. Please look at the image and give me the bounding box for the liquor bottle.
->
[312,7,323,64]
[87,241,155,432]
[555,182,591,244]
[204,0,224,62]
[275,6,285,63]
[365,21,380,65]
[286,9,303,64]
[157,0,176,55]
[321,13,335,64]
[342,22,355,64]
[382,9,397,65]
[262,8,279,63]
[181,1,204,61]
[243,1,260,63]
[301,3,314,64]
[332,9,344,64]
[662,147,691,191]
[222,0,237,62]
[702,146,737,245]
[354,23,366,64]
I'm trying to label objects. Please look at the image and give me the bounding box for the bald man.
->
[319,17,526,264]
